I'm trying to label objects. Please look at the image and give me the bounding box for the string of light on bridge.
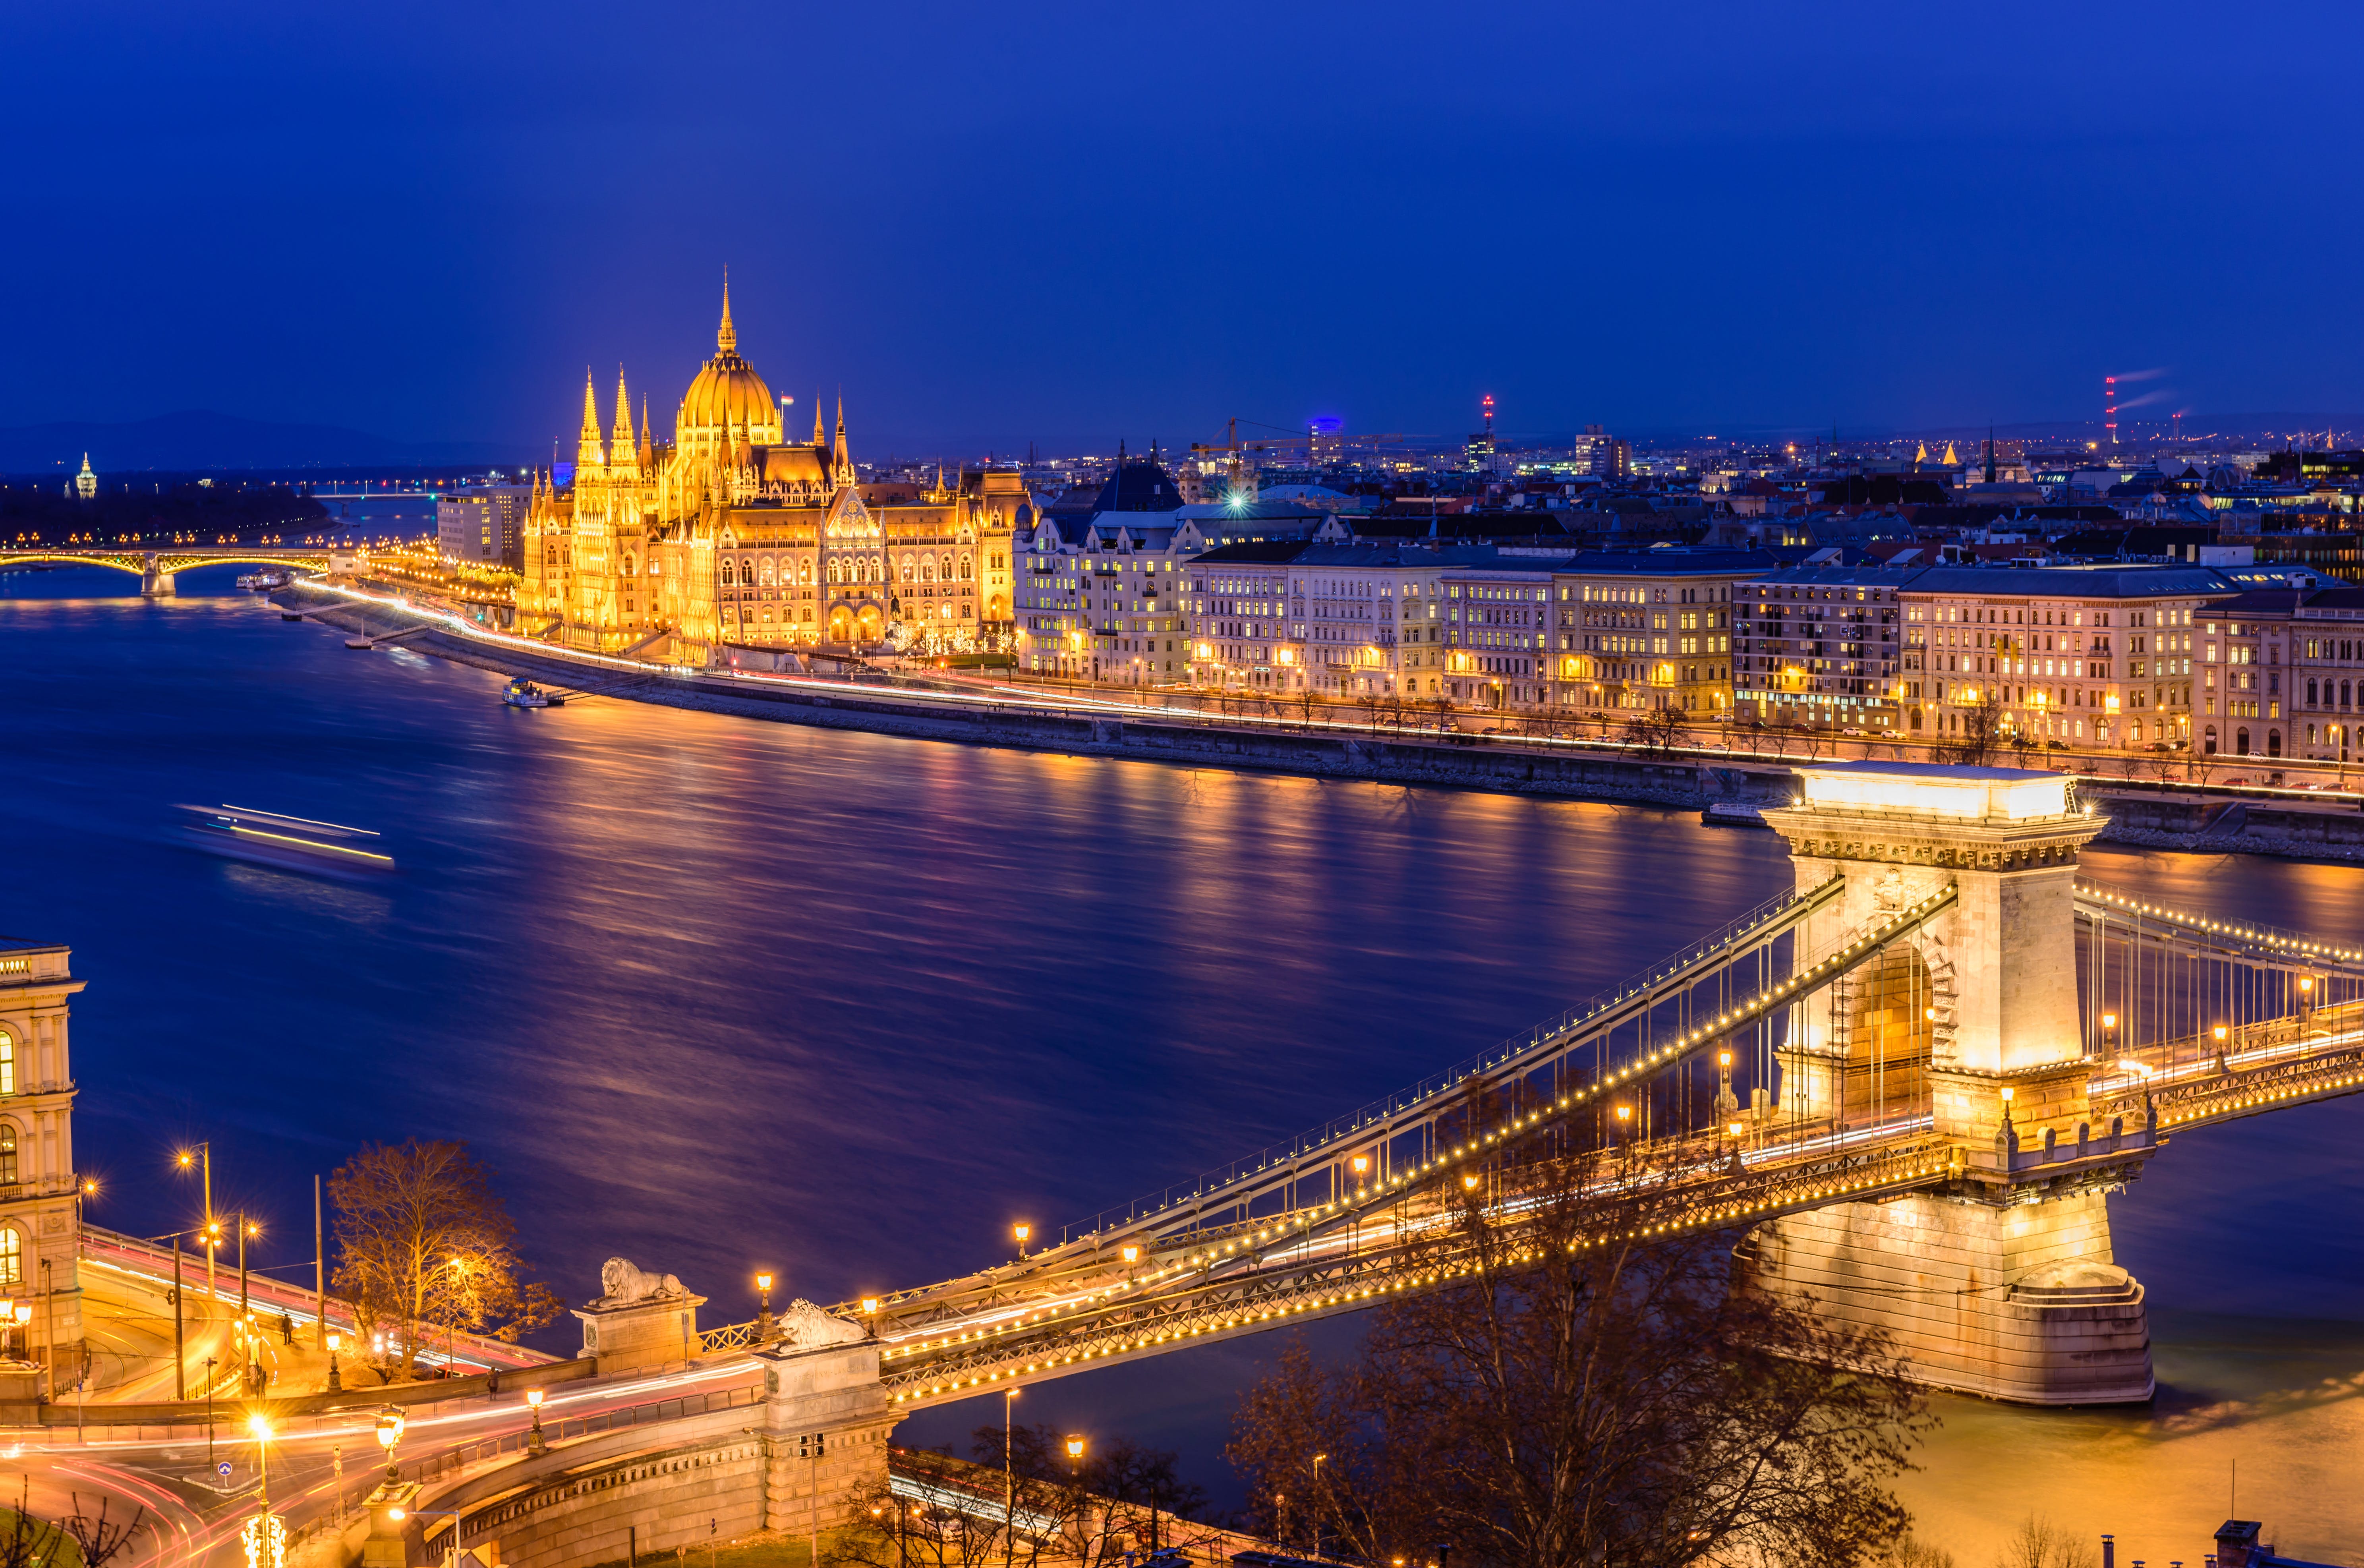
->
[2078,884,2364,965]
[885,1147,1967,1407]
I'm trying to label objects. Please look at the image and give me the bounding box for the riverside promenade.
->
[274,582,2364,862]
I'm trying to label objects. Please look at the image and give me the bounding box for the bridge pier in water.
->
[1751,764,2155,1404]
[139,555,174,597]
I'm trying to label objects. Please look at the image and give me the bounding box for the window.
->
[0,1126,14,1185]
[0,1033,13,1096]
[0,1231,17,1286]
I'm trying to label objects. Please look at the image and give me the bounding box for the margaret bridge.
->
[0,547,332,596]
[6,760,2362,1568]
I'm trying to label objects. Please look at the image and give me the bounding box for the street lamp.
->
[755,1272,776,1341]
[374,1405,406,1484]
[526,1388,548,1456]
[249,1413,275,1505]
[1001,1389,1020,1568]
[1012,1223,1031,1260]
[326,1331,342,1394]
[176,1143,217,1297]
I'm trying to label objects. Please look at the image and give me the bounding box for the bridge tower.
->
[1751,762,2155,1405]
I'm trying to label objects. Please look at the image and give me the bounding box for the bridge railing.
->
[399,1379,765,1488]
[1051,876,1838,1247]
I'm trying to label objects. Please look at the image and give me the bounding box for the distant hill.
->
[0,410,530,474]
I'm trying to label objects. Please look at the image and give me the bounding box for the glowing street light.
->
[526,1387,548,1456]
[1013,1223,1031,1259]
[374,1405,406,1483]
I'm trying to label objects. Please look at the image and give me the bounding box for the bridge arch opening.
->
[1838,942,1934,1121]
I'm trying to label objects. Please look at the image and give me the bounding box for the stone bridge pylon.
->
[1750,762,2155,1404]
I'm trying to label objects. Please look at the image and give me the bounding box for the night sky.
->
[8,1,2362,453]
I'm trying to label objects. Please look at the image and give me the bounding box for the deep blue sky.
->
[7,1,2362,454]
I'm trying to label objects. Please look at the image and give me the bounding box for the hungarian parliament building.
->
[518,286,1023,655]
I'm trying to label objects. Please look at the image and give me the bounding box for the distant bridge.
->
[0,546,330,595]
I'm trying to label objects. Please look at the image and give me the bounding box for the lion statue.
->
[775,1298,867,1351]
[596,1257,687,1307]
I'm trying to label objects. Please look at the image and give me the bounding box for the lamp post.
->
[375,1405,406,1484]
[755,1273,775,1343]
[1001,1388,1020,1568]
[326,1332,342,1394]
[526,1388,547,1456]
[237,1213,259,1326]
[1012,1224,1031,1261]
[249,1414,274,1504]
[176,1143,216,1299]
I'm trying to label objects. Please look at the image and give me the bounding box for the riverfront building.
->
[1546,548,1769,716]
[519,287,1022,657]
[0,938,81,1382]
[1736,563,2224,747]
[2191,582,2364,760]
[437,484,532,568]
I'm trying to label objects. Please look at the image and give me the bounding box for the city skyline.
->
[9,2,2364,453]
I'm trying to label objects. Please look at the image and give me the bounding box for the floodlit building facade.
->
[519,286,1019,657]
[1548,548,1770,715]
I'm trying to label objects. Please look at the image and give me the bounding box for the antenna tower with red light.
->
[2105,375,2118,447]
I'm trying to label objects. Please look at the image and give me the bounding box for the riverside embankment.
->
[275,583,2364,861]
[274,584,1750,808]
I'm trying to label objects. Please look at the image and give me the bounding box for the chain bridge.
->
[0,545,329,596]
[850,770,2364,1413]
[35,760,2364,1568]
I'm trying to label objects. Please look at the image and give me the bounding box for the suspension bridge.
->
[19,758,2364,1568]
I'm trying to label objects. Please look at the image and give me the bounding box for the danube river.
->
[5,571,2360,1561]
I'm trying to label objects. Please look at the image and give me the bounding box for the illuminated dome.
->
[676,283,779,451]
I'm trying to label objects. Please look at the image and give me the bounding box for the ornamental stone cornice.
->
[1760,804,2105,870]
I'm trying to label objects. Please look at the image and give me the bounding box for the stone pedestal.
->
[758,1343,894,1537]
[362,1481,421,1568]
[1743,1188,2153,1404]
[574,1292,706,1374]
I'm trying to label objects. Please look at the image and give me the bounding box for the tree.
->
[328,1140,560,1377]
[1227,1151,1933,1568]
[833,1430,1217,1568]
[1994,1515,2097,1568]
[62,1495,148,1568]
[1621,706,1685,756]
[1949,690,2009,767]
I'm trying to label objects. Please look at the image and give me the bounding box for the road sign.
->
[217,1460,232,1478]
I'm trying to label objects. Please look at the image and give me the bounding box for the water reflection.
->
[2,574,2360,1549]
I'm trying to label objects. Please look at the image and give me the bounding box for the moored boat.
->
[503,677,562,708]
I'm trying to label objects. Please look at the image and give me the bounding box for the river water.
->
[4,570,2359,1563]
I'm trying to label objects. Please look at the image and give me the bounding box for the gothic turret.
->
[638,401,654,474]
[611,369,635,462]
[577,371,606,470]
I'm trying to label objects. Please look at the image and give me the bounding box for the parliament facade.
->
[519,287,1023,657]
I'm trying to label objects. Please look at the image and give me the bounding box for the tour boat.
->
[502,678,561,709]
[236,570,291,590]
[1701,800,1769,828]
[176,804,396,877]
